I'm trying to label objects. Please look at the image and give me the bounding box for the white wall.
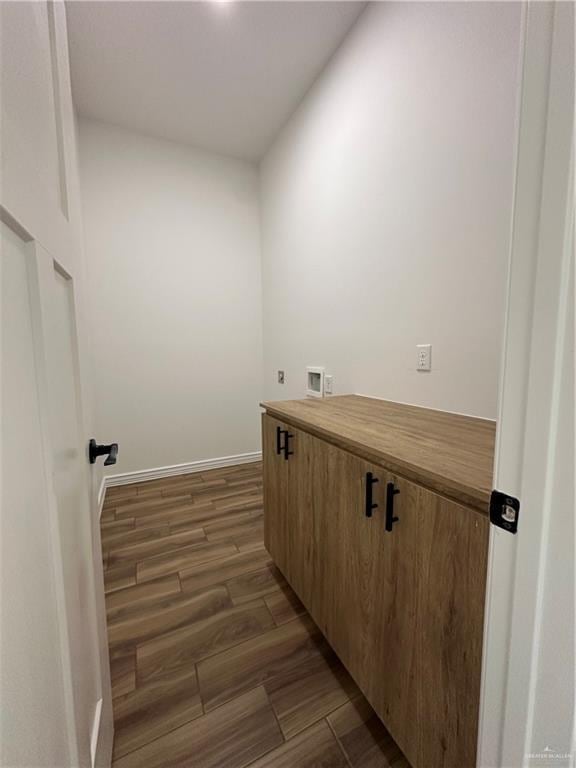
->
[260,1,521,418]
[79,119,263,476]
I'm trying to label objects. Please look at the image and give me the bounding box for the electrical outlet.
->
[277,370,285,384]
[417,344,432,371]
[324,375,334,395]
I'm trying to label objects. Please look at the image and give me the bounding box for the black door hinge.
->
[490,490,520,534]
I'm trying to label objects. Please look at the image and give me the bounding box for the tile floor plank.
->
[264,586,306,626]
[226,564,286,606]
[168,505,257,534]
[235,520,265,551]
[109,584,232,651]
[205,515,264,542]
[101,518,135,536]
[180,547,272,593]
[200,463,262,481]
[112,687,283,768]
[132,501,216,529]
[107,526,205,567]
[112,667,203,761]
[103,523,170,554]
[114,496,195,519]
[137,599,275,683]
[104,485,138,504]
[327,698,410,768]
[214,497,263,513]
[137,538,238,582]
[197,613,325,712]
[160,482,227,499]
[105,562,137,594]
[106,573,181,619]
[170,507,257,535]
[247,720,349,768]
[265,649,360,740]
[111,651,136,700]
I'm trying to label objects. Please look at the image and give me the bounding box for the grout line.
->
[135,597,274,673]
[194,662,206,716]
[198,680,274,721]
[262,595,282,628]
[275,704,350,750]
[180,560,273,595]
[132,538,239,578]
[107,524,204,558]
[197,629,324,716]
[262,685,287,743]
[111,702,205,763]
[112,500,195,520]
[180,548,272,581]
[130,588,266,634]
[223,581,234,603]
[326,716,353,768]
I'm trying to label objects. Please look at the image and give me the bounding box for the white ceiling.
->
[67,1,366,160]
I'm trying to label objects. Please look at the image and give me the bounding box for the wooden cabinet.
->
[320,446,421,767]
[262,414,289,576]
[262,397,492,768]
[262,415,320,607]
[416,485,488,768]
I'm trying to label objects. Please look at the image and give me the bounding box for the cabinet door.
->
[262,414,290,577]
[362,472,420,767]
[282,425,322,617]
[318,443,420,768]
[320,444,378,670]
[262,415,322,611]
[415,484,489,768]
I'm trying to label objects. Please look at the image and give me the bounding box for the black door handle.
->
[89,439,118,466]
[365,472,379,517]
[276,426,287,456]
[283,432,294,460]
[385,482,400,531]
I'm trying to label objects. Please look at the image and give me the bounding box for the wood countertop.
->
[261,395,496,513]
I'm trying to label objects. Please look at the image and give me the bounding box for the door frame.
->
[478,2,574,766]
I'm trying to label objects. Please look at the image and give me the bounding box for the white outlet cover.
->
[417,344,432,371]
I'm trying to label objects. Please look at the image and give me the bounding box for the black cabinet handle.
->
[276,426,287,456]
[283,432,294,460]
[385,482,400,531]
[89,439,118,466]
[365,472,379,517]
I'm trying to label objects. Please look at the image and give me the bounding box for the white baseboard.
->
[103,451,262,489]
[97,478,106,519]
[90,698,102,768]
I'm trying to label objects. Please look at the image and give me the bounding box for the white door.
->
[0,220,111,767]
[36,241,108,766]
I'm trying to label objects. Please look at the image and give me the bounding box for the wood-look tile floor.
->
[101,462,409,768]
